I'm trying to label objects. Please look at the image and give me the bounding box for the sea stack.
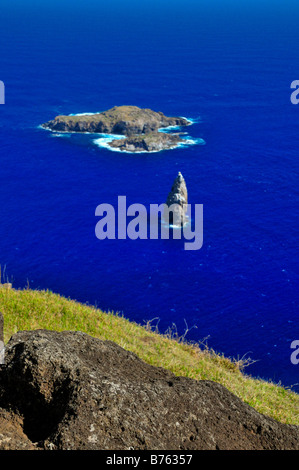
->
[165,172,188,227]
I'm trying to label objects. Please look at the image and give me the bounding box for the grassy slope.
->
[0,286,298,425]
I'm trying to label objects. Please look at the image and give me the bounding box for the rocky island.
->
[42,105,192,152]
[109,131,185,153]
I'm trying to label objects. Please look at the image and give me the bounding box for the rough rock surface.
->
[0,312,4,366]
[165,172,188,226]
[0,409,37,450]
[0,312,3,342]
[109,132,184,153]
[42,105,189,136]
[0,330,298,450]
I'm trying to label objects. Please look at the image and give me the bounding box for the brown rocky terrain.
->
[42,105,191,152]
[0,329,298,450]
[109,132,184,152]
[165,172,188,227]
[42,105,189,136]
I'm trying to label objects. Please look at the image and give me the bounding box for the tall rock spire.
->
[165,172,188,226]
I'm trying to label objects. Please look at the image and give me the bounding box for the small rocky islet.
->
[165,171,188,227]
[42,105,193,152]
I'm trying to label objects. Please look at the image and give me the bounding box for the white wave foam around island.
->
[180,116,195,125]
[93,134,158,154]
[159,117,194,133]
[179,137,206,147]
[93,134,129,153]
[161,216,191,230]
[68,111,103,116]
[39,115,205,153]
[51,133,71,138]
[93,134,205,154]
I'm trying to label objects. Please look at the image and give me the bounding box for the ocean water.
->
[0,0,299,389]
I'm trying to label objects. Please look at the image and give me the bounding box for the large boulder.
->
[0,312,4,366]
[0,330,298,450]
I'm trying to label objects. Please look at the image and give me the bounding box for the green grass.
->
[0,285,298,425]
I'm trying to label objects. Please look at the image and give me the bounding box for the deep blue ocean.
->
[0,0,298,390]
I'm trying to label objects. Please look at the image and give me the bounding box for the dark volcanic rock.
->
[0,330,298,450]
[0,312,3,342]
[165,172,188,227]
[0,312,4,367]
[0,409,37,450]
[42,105,190,136]
[109,132,184,153]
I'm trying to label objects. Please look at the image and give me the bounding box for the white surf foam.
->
[178,137,206,147]
[93,134,205,154]
[93,134,176,154]
[93,134,131,153]
[180,116,194,125]
[68,112,102,116]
